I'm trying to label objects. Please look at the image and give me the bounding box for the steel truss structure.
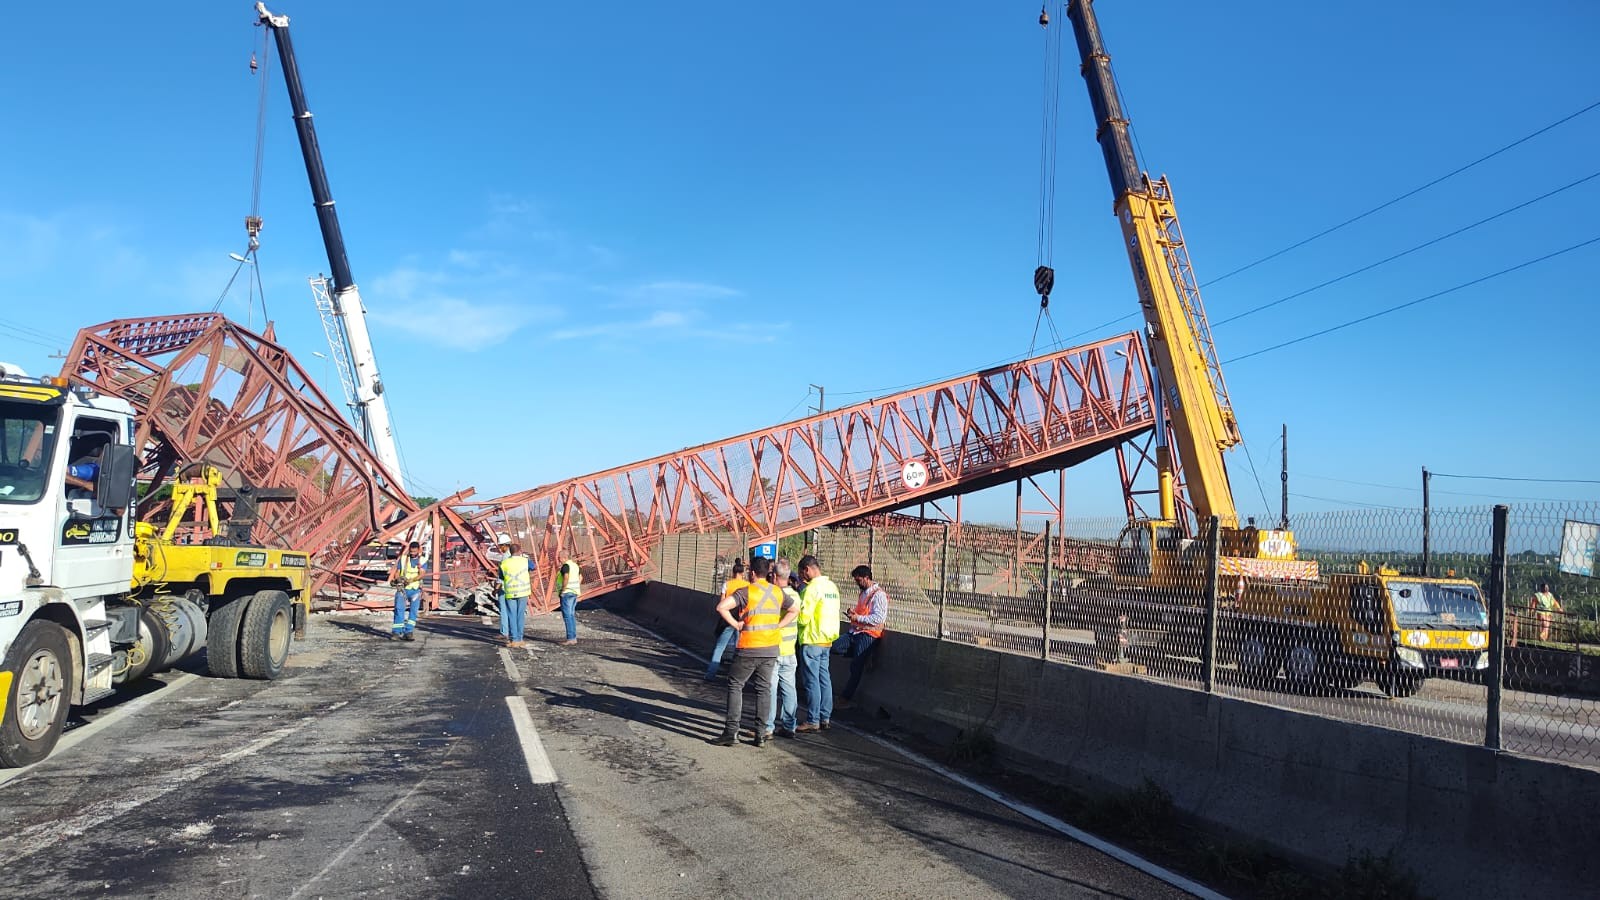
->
[482,332,1158,600]
[60,313,486,601]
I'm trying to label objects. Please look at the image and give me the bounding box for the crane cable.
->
[213,29,273,325]
[1029,3,1066,356]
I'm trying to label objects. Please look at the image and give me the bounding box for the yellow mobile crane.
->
[1062,1,1486,696]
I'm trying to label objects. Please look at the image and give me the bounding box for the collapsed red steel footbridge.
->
[59,317,1156,606]
[481,331,1157,600]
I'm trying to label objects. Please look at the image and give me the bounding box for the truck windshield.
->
[0,400,61,504]
[1387,581,1487,628]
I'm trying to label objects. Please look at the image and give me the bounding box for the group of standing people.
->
[386,537,586,647]
[711,553,889,747]
[495,538,584,646]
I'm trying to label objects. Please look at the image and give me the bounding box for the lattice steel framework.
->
[482,332,1158,600]
[60,313,488,600]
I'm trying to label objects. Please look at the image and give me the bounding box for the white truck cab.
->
[0,361,140,765]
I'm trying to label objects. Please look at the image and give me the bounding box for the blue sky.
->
[2,1,1597,528]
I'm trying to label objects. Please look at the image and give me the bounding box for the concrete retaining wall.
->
[615,582,1600,897]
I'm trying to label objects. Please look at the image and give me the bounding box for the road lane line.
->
[0,671,201,789]
[0,715,311,866]
[505,695,557,784]
[500,646,521,683]
[286,776,431,900]
[620,616,1227,900]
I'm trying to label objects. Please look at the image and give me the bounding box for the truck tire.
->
[1236,630,1281,686]
[206,597,249,679]
[0,620,75,767]
[239,591,293,680]
[1380,670,1424,699]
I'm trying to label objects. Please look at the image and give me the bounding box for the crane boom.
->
[1066,0,1240,527]
[256,3,406,492]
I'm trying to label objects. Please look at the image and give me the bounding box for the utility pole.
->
[1279,423,1289,530]
[809,384,825,551]
[1421,466,1432,577]
[809,384,825,416]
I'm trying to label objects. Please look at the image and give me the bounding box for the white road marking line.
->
[622,616,1228,900]
[500,646,521,683]
[286,776,431,900]
[0,715,312,866]
[0,671,201,789]
[505,696,557,785]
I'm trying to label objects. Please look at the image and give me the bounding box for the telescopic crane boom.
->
[1065,0,1241,528]
[256,2,405,492]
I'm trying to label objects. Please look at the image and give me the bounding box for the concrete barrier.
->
[616,581,1600,897]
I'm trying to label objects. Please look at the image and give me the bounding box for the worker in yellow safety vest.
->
[760,557,803,739]
[794,554,841,731]
[498,540,534,648]
[713,557,797,747]
[389,541,429,642]
[558,558,583,645]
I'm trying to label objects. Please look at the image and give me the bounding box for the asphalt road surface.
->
[0,607,1213,900]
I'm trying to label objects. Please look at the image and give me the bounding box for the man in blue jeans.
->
[794,555,840,732]
[705,560,747,680]
[838,565,888,705]
[558,558,583,645]
[762,559,802,738]
[389,541,428,642]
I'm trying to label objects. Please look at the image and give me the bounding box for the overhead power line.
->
[1224,234,1600,364]
[1212,169,1600,327]
[1203,97,1600,286]
[1431,472,1600,486]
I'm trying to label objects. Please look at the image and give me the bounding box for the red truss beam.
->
[60,313,458,600]
[481,332,1157,601]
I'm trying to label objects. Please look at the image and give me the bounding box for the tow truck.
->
[1057,1,1486,697]
[0,363,307,766]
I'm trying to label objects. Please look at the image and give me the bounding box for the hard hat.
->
[496,532,512,545]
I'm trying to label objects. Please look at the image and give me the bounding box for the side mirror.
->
[67,497,97,519]
[96,444,138,510]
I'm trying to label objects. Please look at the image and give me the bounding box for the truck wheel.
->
[1236,632,1280,685]
[0,620,75,767]
[1380,671,1424,699]
[1284,637,1327,692]
[239,591,293,680]
[206,597,249,679]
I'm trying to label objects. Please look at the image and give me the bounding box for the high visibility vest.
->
[851,584,886,639]
[779,586,800,657]
[1534,591,1559,612]
[799,575,841,645]
[560,559,583,597]
[736,582,785,651]
[721,577,748,599]
[500,555,532,599]
[398,556,424,591]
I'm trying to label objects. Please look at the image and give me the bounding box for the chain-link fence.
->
[653,503,1600,770]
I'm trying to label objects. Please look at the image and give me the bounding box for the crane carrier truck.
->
[1057,0,1486,698]
[0,364,308,766]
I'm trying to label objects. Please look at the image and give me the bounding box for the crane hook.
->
[1034,265,1055,309]
[1039,5,1049,28]
[249,52,259,73]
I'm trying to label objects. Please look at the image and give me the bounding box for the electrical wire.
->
[1237,437,1275,525]
[1203,97,1600,287]
[1430,472,1600,486]
[1213,169,1600,328]
[1223,234,1600,364]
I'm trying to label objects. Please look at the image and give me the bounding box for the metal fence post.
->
[1042,521,1053,661]
[1202,515,1221,693]
[1486,504,1508,751]
[867,524,875,572]
[938,522,949,640]
[674,533,683,587]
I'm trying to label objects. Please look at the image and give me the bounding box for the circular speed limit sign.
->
[901,460,929,490]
